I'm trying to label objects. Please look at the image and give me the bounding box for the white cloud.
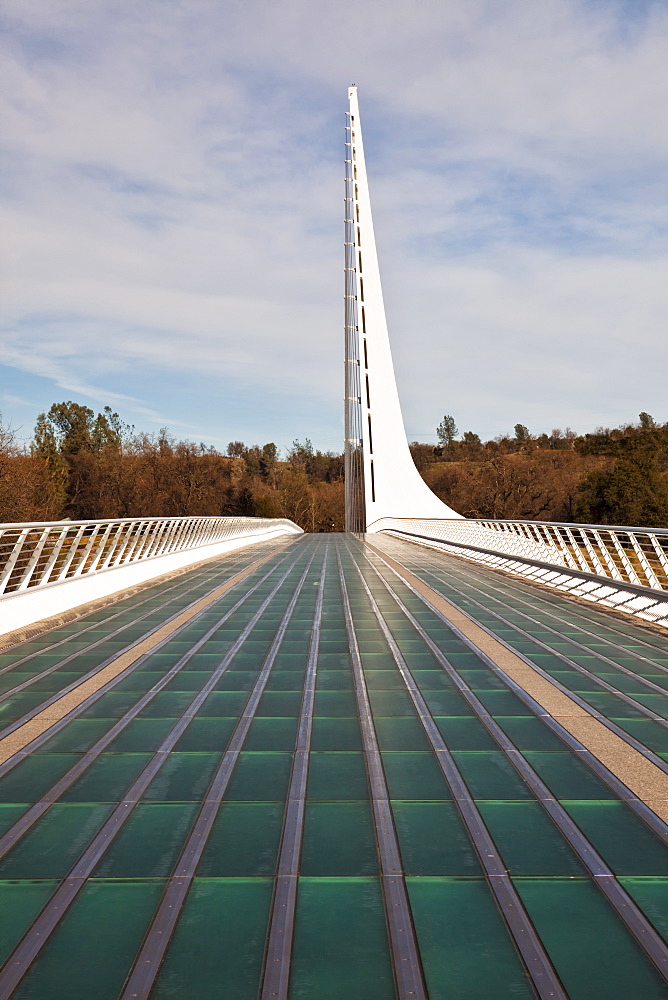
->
[0,0,666,449]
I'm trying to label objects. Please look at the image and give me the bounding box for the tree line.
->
[416,411,668,526]
[1,402,666,529]
[0,402,344,531]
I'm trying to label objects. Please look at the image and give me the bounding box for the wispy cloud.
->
[1,0,666,448]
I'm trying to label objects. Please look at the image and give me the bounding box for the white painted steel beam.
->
[345,87,462,531]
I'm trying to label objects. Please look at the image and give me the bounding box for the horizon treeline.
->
[1,402,667,530]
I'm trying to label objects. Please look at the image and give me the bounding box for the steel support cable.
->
[0,543,316,1000]
[0,556,258,701]
[354,547,668,982]
[0,541,299,752]
[364,543,668,846]
[410,566,668,776]
[0,545,306,862]
[117,543,322,1000]
[336,548,428,1000]
[260,548,328,1000]
[340,545,567,1000]
[418,559,668,696]
[426,552,668,672]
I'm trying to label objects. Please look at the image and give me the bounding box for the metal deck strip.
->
[0,542,296,767]
[0,558,227,674]
[118,542,321,1000]
[0,545,312,1000]
[414,567,668,777]
[357,546,668,980]
[429,562,668,690]
[0,549,301,862]
[0,546,291,741]
[337,548,428,1000]
[444,556,668,668]
[260,549,328,1000]
[366,541,668,843]
[344,544,567,1000]
[422,566,668,720]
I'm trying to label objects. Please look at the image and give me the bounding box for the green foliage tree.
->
[436,415,458,447]
[514,423,531,443]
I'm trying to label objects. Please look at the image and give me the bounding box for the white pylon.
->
[344,86,462,532]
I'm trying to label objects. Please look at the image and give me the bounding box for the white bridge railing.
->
[0,516,301,598]
[372,517,668,625]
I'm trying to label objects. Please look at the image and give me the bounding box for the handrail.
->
[0,516,302,599]
[371,516,668,624]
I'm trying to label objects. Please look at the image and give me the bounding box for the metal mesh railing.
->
[0,516,302,598]
[371,517,668,624]
[371,517,668,591]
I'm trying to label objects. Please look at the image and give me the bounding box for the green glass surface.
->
[62,753,153,802]
[0,691,57,723]
[410,669,456,689]
[256,691,303,716]
[620,878,668,942]
[381,752,452,799]
[0,804,29,836]
[522,752,616,800]
[307,752,369,800]
[290,878,394,1000]
[515,877,668,1000]
[407,878,534,999]
[433,715,498,750]
[173,717,237,751]
[214,670,257,690]
[138,691,200,718]
[224,752,293,800]
[244,716,297,750]
[563,801,668,874]
[456,669,507,690]
[13,880,165,1000]
[421,690,476,716]
[15,670,83,694]
[142,753,221,801]
[574,689,647,718]
[301,802,377,875]
[452,752,533,799]
[315,670,354,691]
[265,670,307,690]
[610,717,668,754]
[94,803,198,876]
[197,691,249,716]
[494,716,568,751]
[104,718,177,752]
[0,754,81,804]
[478,801,585,875]
[393,801,480,875]
[112,671,166,692]
[79,692,143,719]
[0,803,113,877]
[310,717,362,750]
[313,691,358,716]
[367,690,417,716]
[374,717,431,750]
[472,690,533,715]
[0,881,58,964]
[38,719,115,753]
[197,801,285,875]
[152,878,273,1000]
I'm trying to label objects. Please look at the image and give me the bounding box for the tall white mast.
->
[344,85,462,531]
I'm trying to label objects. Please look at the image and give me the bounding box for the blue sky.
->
[1,0,667,454]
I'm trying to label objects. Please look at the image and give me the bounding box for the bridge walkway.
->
[0,534,665,999]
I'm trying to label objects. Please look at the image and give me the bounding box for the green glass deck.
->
[0,534,666,998]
